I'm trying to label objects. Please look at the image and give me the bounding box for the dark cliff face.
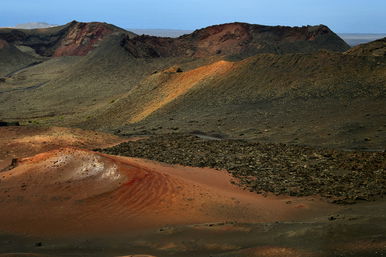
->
[0,21,132,57]
[121,22,350,59]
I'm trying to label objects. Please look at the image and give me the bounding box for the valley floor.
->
[0,126,385,257]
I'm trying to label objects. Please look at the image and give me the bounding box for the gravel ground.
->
[97,134,386,203]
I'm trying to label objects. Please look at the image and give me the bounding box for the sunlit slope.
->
[84,50,385,127]
[0,34,201,121]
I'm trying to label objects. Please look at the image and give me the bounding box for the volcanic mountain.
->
[122,22,349,58]
[0,21,385,257]
[0,20,134,57]
[14,22,57,29]
[0,21,384,149]
[0,21,349,59]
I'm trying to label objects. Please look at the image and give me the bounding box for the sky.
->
[1,0,385,33]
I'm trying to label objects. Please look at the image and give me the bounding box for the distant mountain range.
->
[128,29,194,38]
[128,30,386,46]
[0,20,385,149]
[14,22,57,29]
[339,33,386,46]
[3,22,385,46]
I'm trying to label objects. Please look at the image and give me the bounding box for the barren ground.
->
[0,127,385,257]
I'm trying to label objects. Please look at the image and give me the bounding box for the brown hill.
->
[0,33,207,123]
[0,22,350,117]
[0,21,384,149]
[122,22,350,59]
[0,20,134,57]
[346,37,386,56]
[79,50,386,149]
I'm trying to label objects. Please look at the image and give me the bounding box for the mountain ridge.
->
[122,22,350,59]
[0,21,384,149]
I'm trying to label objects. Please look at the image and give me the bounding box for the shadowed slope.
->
[0,40,41,77]
[0,22,384,149]
[0,34,199,122]
[82,50,386,146]
[0,21,352,128]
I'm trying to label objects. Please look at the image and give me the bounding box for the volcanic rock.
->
[0,21,135,57]
[122,22,350,58]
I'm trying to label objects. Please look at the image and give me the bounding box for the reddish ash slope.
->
[53,21,117,56]
[129,60,236,123]
[0,21,131,57]
[0,148,338,236]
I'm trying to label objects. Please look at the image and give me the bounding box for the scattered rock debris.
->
[97,134,386,204]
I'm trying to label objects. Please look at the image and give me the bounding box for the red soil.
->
[0,126,127,170]
[0,147,340,237]
[53,22,114,57]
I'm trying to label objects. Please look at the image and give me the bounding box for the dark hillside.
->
[122,22,350,59]
[346,37,386,56]
[0,39,41,77]
[83,51,386,149]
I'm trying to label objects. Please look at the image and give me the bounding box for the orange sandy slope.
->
[0,126,129,170]
[129,60,236,123]
[0,147,339,236]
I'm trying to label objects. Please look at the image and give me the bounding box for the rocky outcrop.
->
[53,21,120,56]
[0,21,134,57]
[122,22,350,58]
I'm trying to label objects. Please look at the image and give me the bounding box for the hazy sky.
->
[1,0,385,33]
